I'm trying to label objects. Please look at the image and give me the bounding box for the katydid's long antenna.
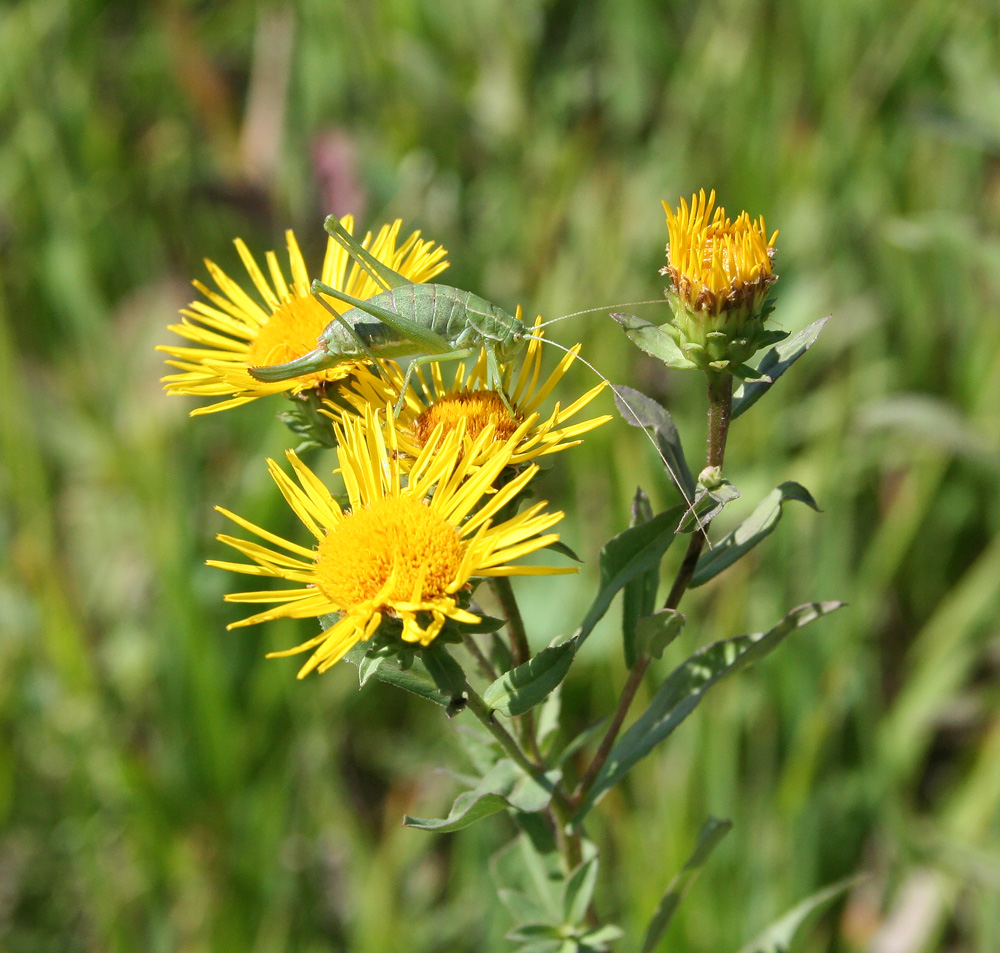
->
[534,299,665,329]
[526,332,706,533]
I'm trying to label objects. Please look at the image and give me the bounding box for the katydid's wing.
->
[324,216,410,291]
[311,283,452,354]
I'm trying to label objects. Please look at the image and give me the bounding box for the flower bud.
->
[660,190,780,375]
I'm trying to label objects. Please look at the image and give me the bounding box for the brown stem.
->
[490,576,531,665]
[571,371,734,808]
[462,633,499,683]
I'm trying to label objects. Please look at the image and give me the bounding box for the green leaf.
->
[536,686,562,752]
[420,642,467,701]
[610,312,698,369]
[574,602,844,821]
[549,718,609,767]
[611,386,697,500]
[737,875,862,953]
[575,504,685,649]
[691,482,820,588]
[623,488,661,668]
[561,855,599,926]
[506,923,563,942]
[403,759,561,832]
[454,614,506,634]
[498,889,552,925]
[640,816,732,953]
[342,642,453,707]
[731,316,830,419]
[578,925,625,949]
[634,608,686,660]
[483,640,576,716]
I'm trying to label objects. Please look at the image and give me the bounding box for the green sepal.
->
[341,642,453,707]
[276,390,338,451]
[622,488,661,668]
[483,640,576,716]
[575,504,685,649]
[454,614,506,634]
[543,539,583,563]
[420,642,468,711]
[634,608,685,660]
[402,759,562,832]
[573,602,844,822]
[732,316,830,419]
[640,816,732,953]
[611,387,697,501]
[691,482,820,588]
[610,312,698,369]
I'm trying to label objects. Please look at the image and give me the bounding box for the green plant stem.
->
[571,371,733,808]
[463,678,582,870]
[463,680,542,778]
[489,577,543,762]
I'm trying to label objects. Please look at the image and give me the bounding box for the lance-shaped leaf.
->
[731,316,830,419]
[483,640,576,717]
[691,482,820,588]
[640,816,732,953]
[573,602,843,821]
[736,875,862,953]
[561,855,600,927]
[404,759,561,832]
[611,312,698,369]
[575,504,685,649]
[612,386,697,500]
[623,488,661,668]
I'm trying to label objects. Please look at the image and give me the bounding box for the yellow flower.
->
[209,407,573,677]
[157,217,448,414]
[662,189,778,320]
[324,315,611,468]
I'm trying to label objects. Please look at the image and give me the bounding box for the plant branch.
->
[571,371,734,807]
[463,680,542,779]
[462,633,499,683]
[489,576,543,762]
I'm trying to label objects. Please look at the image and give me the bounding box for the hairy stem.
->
[489,576,543,762]
[462,633,499,683]
[571,371,734,807]
[463,678,581,871]
[464,681,542,779]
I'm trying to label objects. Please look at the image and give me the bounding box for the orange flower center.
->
[314,496,464,607]
[246,295,335,368]
[412,392,521,447]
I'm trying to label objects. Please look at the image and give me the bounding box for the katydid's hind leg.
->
[485,344,515,415]
[311,280,452,354]
[394,349,477,417]
[312,285,384,377]
[323,216,409,291]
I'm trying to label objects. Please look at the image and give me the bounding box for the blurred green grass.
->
[2,0,1000,950]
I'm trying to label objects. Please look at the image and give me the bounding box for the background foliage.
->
[2,0,1000,950]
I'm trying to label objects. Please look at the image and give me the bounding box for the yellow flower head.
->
[662,189,778,320]
[324,315,611,469]
[209,406,572,677]
[157,217,448,414]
